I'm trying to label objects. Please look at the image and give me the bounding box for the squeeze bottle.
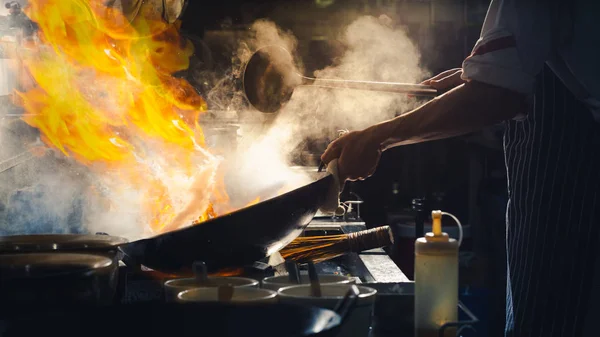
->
[414,210,462,337]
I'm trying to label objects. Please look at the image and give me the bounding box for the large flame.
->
[16,0,231,234]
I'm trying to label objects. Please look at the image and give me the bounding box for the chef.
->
[321,1,600,336]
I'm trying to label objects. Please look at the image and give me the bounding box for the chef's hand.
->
[421,68,465,93]
[321,128,382,182]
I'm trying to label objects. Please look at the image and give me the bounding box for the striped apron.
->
[504,64,600,336]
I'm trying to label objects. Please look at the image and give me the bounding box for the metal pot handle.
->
[284,261,301,284]
[333,285,360,322]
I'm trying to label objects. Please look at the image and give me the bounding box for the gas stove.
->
[118,214,408,303]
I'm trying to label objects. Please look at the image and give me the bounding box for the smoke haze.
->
[0,12,429,241]
[225,14,428,182]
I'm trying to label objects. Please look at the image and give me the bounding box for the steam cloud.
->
[219,15,429,196]
[0,13,429,241]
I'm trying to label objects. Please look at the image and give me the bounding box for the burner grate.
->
[118,261,277,304]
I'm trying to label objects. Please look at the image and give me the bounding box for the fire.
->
[145,267,245,280]
[209,268,245,277]
[15,0,232,234]
[246,197,261,207]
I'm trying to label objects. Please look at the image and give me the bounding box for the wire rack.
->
[438,301,479,337]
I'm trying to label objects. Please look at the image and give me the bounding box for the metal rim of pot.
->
[0,252,114,279]
[0,233,129,273]
[0,252,119,306]
[0,233,129,253]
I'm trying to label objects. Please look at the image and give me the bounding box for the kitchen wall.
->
[185,0,490,73]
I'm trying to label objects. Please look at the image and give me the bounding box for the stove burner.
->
[119,260,277,303]
[116,217,406,303]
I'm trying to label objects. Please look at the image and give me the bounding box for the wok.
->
[243,45,438,113]
[120,174,336,273]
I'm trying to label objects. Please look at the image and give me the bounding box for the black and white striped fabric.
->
[504,65,600,337]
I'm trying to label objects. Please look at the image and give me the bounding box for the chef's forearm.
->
[371,81,528,150]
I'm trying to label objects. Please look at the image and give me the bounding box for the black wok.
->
[120,174,335,273]
[0,302,343,337]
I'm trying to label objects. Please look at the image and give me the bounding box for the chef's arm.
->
[371,80,529,150]
[377,0,556,150]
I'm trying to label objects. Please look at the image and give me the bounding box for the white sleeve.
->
[462,0,554,95]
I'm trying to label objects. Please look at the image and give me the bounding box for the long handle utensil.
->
[243,45,438,113]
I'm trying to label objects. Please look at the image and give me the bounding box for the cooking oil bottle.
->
[414,210,463,337]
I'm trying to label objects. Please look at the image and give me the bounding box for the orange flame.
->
[144,267,245,280]
[16,0,228,234]
[245,197,261,207]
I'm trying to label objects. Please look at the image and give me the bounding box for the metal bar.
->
[307,78,438,96]
[0,150,34,173]
[438,301,479,337]
[359,250,410,282]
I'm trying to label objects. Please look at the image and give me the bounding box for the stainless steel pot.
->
[0,252,118,306]
[178,287,278,304]
[0,233,128,304]
[0,233,128,263]
[164,275,259,302]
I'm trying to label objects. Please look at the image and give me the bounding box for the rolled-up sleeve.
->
[462,0,554,95]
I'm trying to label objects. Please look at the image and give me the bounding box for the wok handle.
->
[333,285,360,322]
[318,161,326,172]
[318,130,349,172]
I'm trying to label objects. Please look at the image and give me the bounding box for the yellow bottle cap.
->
[432,210,442,236]
[424,210,450,242]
